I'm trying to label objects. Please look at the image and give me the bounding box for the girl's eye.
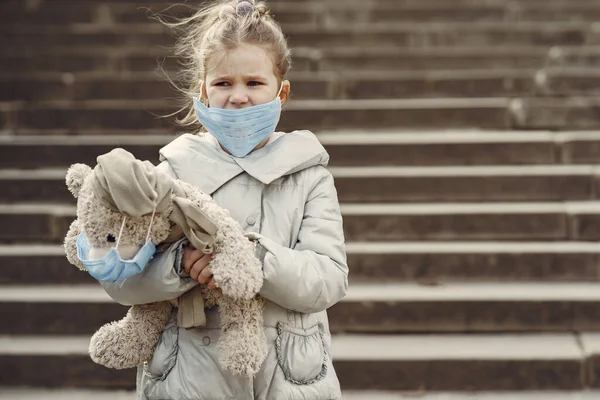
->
[215,82,229,86]
[248,81,262,87]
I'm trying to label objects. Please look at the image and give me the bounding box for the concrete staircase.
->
[3,0,600,398]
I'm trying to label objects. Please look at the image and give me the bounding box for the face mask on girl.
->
[193,83,283,158]
[76,210,157,282]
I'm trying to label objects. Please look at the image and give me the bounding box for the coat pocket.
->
[145,318,179,381]
[275,322,327,385]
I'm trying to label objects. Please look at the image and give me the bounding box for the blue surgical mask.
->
[192,84,283,157]
[76,210,157,282]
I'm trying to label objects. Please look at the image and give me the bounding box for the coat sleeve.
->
[101,239,198,306]
[254,168,348,314]
[101,161,198,306]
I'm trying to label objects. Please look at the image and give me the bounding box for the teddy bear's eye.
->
[107,234,116,243]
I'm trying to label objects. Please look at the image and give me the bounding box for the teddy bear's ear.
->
[66,163,93,198]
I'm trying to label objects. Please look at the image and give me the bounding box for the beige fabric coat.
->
[102,130,348,400]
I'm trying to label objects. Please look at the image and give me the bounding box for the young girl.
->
[101,0,348,399]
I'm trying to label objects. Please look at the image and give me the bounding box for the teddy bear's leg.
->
[89,301,172,369]
[209,236,263,301]
[217,295,267,376]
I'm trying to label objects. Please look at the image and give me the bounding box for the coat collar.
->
[159,131,329,194]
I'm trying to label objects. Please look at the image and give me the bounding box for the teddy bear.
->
[62,148,267,376]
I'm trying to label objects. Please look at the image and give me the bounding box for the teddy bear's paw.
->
[89,322,153,369]
[217,328,268,376]
[64,219,86,271]
[89,302,172,369]
[211,247,263,300]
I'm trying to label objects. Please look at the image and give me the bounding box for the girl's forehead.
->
[206,44,276,79]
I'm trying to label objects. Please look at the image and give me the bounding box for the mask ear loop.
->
[115,216,127,250]
[144,208,157,244]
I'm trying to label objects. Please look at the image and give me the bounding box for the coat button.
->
[202,336,211,346]
[246,216,256,226]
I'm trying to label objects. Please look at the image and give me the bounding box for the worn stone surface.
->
[0,212,72,243]
[0,354,582,391]
[342,72,536,99]
[321,47,548,71]
[514,98,600,130]
[2,100,511,132]
[328,300,600,333]
[0,355,136,389]
[1,179,70,203]
[571,214,600,241]
[562,138,600,164]
[335,360,582,391]
[2,74,332,102]
[325,141,557,166]
[335,173,594,203]
[0,138,558,168]
[0,143,163,169]
[0,254,93,284]
[347,251,600,283]
[342,213,566,241]
[0,302,128,335]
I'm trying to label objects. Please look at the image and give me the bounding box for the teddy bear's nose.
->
[107,234,116,243]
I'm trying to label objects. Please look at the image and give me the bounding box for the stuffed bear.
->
[63,148,267,376]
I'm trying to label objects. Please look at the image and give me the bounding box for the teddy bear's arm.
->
[101,238,198,306]
[64,219,85,271]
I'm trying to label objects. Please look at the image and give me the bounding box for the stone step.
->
[548,46,600,68]
[6,201,600,243]
[0,71,332,101]
[341,202,600,242]
[511,97,600,130]
[7,283,600,334]
[0,69,542,101]
[0,2,318,25]
[4,1,600,25]
[5,66,581,101]
[346,241,600,283]
[2,241,599,286]
[3,165,600,204]
[0,389,136,400]
[332,282,600,333]
[2,130,598,167]
[3,22,598,49]
[6,390,600,400]
[0,46,553,73]
[0,333,598,390]
[0,46,314,74]
[344,393,600,400]
[0,98,511,132]
[288,22,599,48]
[541,68,600,96]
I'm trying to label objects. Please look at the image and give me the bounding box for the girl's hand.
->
[182,243,217,289]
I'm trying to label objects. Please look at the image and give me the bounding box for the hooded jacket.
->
[102,130,348,400]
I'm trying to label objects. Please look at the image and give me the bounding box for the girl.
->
[102,0,348,398]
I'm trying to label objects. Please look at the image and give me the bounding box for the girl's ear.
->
[279,80,291,105]
[199,80,208,105]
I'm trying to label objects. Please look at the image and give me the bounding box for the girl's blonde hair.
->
[155,0,292,130]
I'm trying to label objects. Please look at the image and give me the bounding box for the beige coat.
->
[102,130,348,400]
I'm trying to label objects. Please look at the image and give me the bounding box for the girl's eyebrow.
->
[243,74,267,80]
[210,75,232,83]
[211,74,267,83]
